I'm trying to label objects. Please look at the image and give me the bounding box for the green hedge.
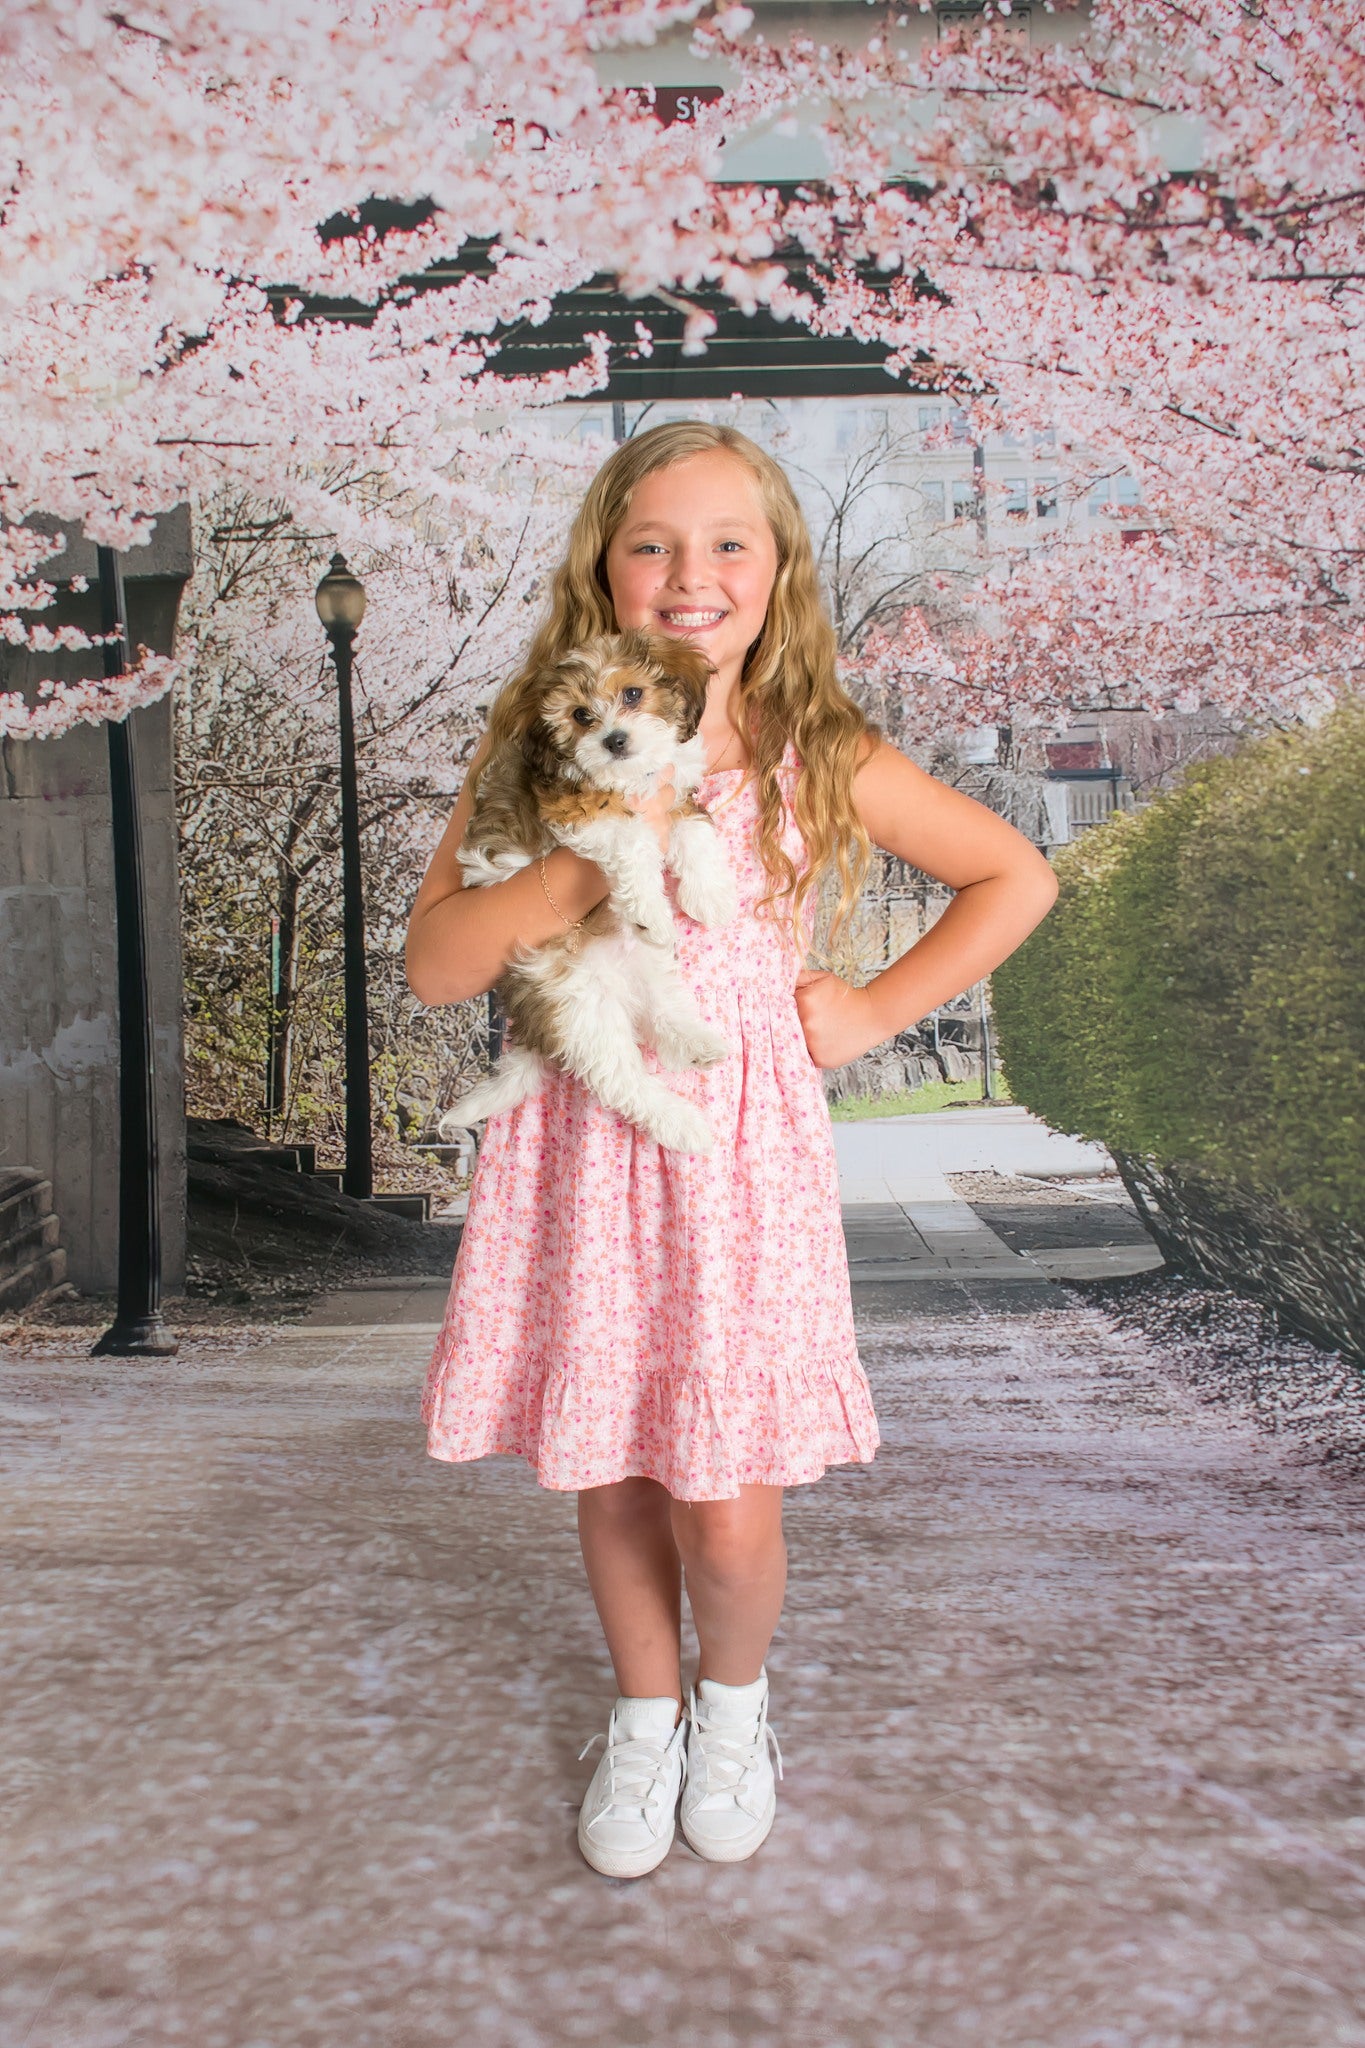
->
[993,697,1365,1233]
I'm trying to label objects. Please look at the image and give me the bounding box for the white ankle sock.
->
[695,1669,767,1720]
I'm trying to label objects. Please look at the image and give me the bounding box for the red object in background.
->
[1046,740,1106,772]
[499,86,722,148]
[625,85,725,126]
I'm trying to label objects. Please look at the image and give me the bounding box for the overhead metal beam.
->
[278,192,936,402]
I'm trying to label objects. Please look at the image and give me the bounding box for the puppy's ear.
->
[521,714,565,792]
[646,635,712,742]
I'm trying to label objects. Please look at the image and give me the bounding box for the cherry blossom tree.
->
[177,451,586,1141]
[1,0,1360,740]
[0,0,764,733]
[737,0,1365,721]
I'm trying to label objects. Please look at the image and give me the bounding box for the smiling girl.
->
[407,420,1057,1880]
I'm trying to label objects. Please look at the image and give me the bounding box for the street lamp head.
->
[315,551,367,635]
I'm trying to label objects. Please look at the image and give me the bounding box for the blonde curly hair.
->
[474,419,877,941]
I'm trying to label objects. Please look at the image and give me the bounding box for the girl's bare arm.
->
[404,735,611,1007]
[795,737,1060,1068]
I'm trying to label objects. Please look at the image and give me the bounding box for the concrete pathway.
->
[834,1102,1115,1201]
[4,1270,1365,2047]
[834,1107,1162,1290]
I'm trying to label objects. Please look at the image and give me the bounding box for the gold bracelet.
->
[538,855,587,953]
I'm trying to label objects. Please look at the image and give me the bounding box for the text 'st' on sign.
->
[627,85,726,126]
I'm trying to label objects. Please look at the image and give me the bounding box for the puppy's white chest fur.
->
[669,730,708,796]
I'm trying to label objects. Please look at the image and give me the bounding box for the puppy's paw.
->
[688,1024,732,1070]
[631,906,676,949]
[652,1018,731,1072]
[676,867,738,930]
[646,1096,716,1155]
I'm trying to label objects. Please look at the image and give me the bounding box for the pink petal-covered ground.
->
[2,1289,1363,2047]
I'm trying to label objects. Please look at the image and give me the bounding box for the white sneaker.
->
[576,1694,687,1879]
[679,1667,784,1863]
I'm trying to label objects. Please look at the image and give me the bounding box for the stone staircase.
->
[188,1117,437,1223]
[0,1168,67,1314]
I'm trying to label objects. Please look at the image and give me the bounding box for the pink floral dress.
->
[420,740,880,1501]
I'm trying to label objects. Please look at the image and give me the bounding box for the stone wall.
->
[0,512,192,1293]
[823,1029,981,1106]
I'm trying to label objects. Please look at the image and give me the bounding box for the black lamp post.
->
[92,545,177,1357]
[314,552,373,1202]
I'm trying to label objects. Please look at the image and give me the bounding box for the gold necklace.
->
[705,723,748,774]
[702,732,755,817]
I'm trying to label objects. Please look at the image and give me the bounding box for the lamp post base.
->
[91,1314,179,1358]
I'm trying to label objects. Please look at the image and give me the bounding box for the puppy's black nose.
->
[602,729,630,757]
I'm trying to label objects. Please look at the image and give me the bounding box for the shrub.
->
[993,697,1365,1232]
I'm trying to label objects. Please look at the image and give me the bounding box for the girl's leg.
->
[577,1477,684,1708]
[669,1483,787,1686]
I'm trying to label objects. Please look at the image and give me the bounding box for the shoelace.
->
[686,1707,785,1799]
[577,1722,681,1824]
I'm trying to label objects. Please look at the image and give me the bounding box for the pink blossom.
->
[0,1,1359,734]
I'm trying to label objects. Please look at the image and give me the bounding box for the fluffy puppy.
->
[442,630,739,1154]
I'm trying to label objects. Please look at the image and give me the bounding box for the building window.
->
[1033,424,1058,449]
[1114,473,1141,508]
[947,407,974,445]
[1003,476,1029,519]
[951,478,977,522]
[919,480,946,522]
[576,416,605,441]
[1087,476,1111,510]
[1035,477,1058,521]
[918,403,943,434]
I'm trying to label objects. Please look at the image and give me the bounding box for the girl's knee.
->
[671,1496,784,1584]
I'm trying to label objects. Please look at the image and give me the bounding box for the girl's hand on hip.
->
[793,970,890,1070]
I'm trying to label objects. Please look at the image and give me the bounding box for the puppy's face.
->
[523,631,711,796]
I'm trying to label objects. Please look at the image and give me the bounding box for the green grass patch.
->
[828,1075,1011,1121]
